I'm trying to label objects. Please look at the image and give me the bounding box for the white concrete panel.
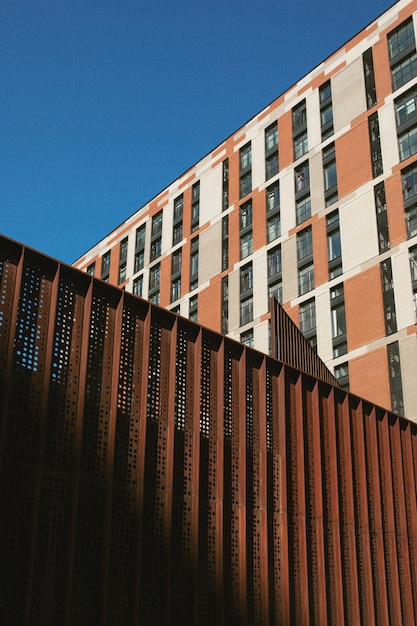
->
[392,250,415,329]
[379,101,399,171]
[199,221,222,285]
[333,58,367,132]
[252,133,265,193]
[228,269,240,334]
[310,151,324,215]
[316,290,333,363]
[253,253,268,319]
[125,232,135,278]
[306,89,321,152]
[200,165,222,224]
[162,207,172,255]
[282,236,298,303]
[254,320,269,356]
[280,170,296,234]
[339,190,379,273]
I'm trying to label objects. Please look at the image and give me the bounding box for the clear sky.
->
[1,0,393,264]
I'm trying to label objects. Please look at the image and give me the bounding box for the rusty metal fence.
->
[1,234,417,625]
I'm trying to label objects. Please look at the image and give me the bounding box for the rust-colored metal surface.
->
[270,296,338,386]
[1,234,417,625]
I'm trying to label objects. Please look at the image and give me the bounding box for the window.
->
[149,263,160,291]
[222,276,228,334]
[293,100,308,160]
[151,211,163,236]
[374,183,390,253]
[327,210,342,279]
[296,197,311,226]
[267,245,282,306]
[171,278,181,303]
[150,238,161,261]
[330,284,347,357]
[297,227,314,296]
[334,362,349,390]
[388,17,417,91]
[118,237,128,285]
[298,263,314,296]
[173,195,183,245]
[189,295,198,322]
[86,262,95,276]
[240,263,253,294]
[222,159,229,211]
[295,161,311,224]
[402,164,417,237]
[240,172,252,199]
[399,127,417,161]
[151,211,163,262]
[319,80,334,139]
[222,216,228,271]
[240,200,253,260]
[299,298,316,349]
[240,297,253,326]
[101,250,111,281]
[173,222,183,245]
[294,132,308,161]
[295,161,309,193]
[267,245,281,278]
[387,341,404,415]
[171,250,182,303]
[119,237,128,263]
[172,248,182,275]
[118,263,126,284]
[292,99,307,131]
[265,121,278,151]
[239,142,252,198]
[363,48,377,108]
[240,231,253,259]
[133,275,143,297]
[240,200,252,230]
[135,224,146,273]
[395,85,417,161]
[297,227,313,261]
[368,113,383,177]
[266,181,280,241]
[409,245,417,323]
[381,259,397,335]
[191,181,200,232]
[267,213,281,243]
[266,181,280,212]
[136,224,146,249]
[190,237,199,290]
[173,194,183,220]
[268,281,282,306]
[265,121,279,180]
[240,329,254,347]
[323,143,338,205]
[406,205,417,238]
[149,264,160,306]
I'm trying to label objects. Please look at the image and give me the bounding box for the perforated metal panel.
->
[1,234,417,625]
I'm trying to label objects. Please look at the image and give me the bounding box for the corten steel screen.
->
[1,235,417,625]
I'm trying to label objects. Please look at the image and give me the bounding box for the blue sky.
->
[1,0,392,264]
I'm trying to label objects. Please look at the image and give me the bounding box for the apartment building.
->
[74,0,417,421]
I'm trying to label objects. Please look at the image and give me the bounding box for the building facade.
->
[2,234,417,624]
[74,0,417,421]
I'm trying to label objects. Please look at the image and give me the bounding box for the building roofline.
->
[73,0,401,264]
